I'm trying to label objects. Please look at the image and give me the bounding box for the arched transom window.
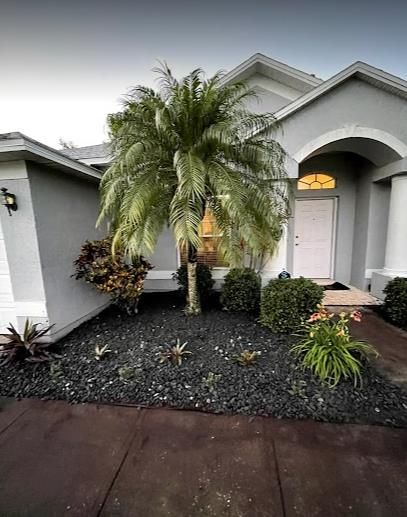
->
[297,173,336,190]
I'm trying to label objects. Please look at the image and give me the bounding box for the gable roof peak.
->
[220,53,323,93]
[274,59,407,122]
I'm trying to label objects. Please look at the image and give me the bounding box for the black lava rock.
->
[1,292,407,428]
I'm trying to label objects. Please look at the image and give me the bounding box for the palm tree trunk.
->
[186,245,201,315]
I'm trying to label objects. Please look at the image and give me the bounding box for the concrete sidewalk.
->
[0,397,406,516]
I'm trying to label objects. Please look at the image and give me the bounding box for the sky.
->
[1,0,407,149]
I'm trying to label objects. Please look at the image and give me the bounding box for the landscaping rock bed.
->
[1,292,407,427]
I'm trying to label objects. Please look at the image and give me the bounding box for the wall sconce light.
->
[1,188,18,216]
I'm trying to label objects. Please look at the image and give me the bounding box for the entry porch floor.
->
[314,279,381,306]
[0,397,406,516]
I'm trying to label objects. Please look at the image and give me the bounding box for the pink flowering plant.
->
[291,306,378,388]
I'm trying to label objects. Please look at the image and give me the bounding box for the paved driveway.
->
[0,397,406,516]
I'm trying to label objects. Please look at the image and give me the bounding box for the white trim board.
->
[293,126,407,163]
[147,270,177,280]
[365,269,383,279]
[15,301,48,317]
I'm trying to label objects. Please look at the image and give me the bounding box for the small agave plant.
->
[160,338,192,366]
[95,344,112,361]
[236,349,260,366]
[0,319,55,364]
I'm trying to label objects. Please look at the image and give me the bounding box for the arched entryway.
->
[288,131,406,292]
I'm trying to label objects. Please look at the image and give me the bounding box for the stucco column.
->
[383,174,407,276]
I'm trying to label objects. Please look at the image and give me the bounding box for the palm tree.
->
[98,64,288,315]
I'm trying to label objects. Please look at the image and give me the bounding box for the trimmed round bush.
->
[173,263,214,301]
[383,277,407,329]
[259,277,324,333]
[221,268,261,312]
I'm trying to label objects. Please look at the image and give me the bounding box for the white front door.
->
[293,198,335,278]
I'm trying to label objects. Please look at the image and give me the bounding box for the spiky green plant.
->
[236,349,260,366]
[292,307,378,387]
[160,338,192,366]
[98,64,288,315]
[0,320,55,364]
[95,344,112,361]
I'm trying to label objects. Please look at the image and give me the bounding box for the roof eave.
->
[0,132,102,182]
[274,61,407,122]
[220,52,323,89]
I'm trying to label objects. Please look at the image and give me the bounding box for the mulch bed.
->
[1,292,407,427]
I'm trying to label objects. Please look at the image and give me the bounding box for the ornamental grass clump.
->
[292,306,378,388]
[74,237,152,314]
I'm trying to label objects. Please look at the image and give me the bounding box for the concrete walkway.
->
[350,309,407,385]
[0,398,406,516]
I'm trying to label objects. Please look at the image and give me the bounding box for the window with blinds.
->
[180,208,228,267]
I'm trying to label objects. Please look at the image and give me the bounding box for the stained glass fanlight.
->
[297,173,336,190]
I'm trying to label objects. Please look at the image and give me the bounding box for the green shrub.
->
[74,237,152,314]
[173,263,214,301]
[382,277,407,329]
[292,307,377,387]
[221,268,261,312]
[259,277,324,333]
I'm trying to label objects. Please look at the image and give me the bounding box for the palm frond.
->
[99,63,288,265]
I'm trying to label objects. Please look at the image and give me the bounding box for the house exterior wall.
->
[244,88,294,114]
[0,161,48,329]
[243,73,303,113]
[63,72,407,298]
[246,73,304,102]
[271,78,407,294]
[363,180,391,285]
[27,162,108,340]
[144,226,180,291]
[350,163,373,290]
[105,78,407,292]
[348,164,390,290]
[277,78,407,168]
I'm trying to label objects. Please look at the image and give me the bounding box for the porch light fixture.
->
[278,269,291,279]
[1,188,17,216]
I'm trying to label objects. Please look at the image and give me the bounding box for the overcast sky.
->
[1,0,406,148]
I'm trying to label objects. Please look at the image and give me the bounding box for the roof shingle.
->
[59,143,111,161]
